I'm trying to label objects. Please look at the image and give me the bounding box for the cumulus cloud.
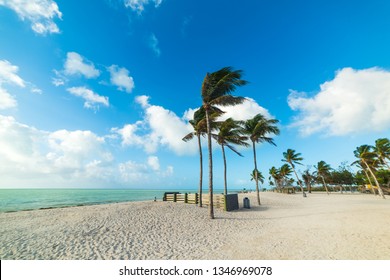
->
[288,67,390,136]
[0,88,17,109]
[124,0,163,14]
[0,0,62,35]
[67,86,109,110]
[0,60,25,87]
[118,157,173,184]
[64,52,100,79]
[108,65,135,93]
[149,33,161,57]
[218,97,273,121]
[114,95,197,155]
[0,114,173,187]
[147,155,160,171]
[0,60,26,109]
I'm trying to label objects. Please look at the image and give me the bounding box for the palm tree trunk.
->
[291,165,305,197]
[222,144,228,196]
[364,161,386,199]
[362,169,375,195]
[197,134,203,207]
[252,141,261,205]
[321,176,330,195]
[205,108,214,218]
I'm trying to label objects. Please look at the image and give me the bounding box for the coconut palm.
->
[302,169,315,193]
[182,108,207,207]
[353,145,386,199]
[251,169,264,184]
[374,138,390,169]
[314,161,332,195]
[279,163,293,188]
[269,166,281,190]
[282,149,306,196]
[201,67,247,219]
[214,118,249,195]
[243,114,280,205]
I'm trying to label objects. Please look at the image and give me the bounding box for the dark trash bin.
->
[243,197,250,209]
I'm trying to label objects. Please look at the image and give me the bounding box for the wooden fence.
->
[163,192,227,210]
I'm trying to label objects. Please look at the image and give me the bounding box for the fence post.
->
[184,193,188,204]
[173,193,177,202]
[195,193,198,205]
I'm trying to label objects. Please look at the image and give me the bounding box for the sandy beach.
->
[0,192,389,260]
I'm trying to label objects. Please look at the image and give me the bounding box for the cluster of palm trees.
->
[352,138,390,199]
[182,67,280,219]
[268,139,390,200]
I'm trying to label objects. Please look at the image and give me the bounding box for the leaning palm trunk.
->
[197,134,203,207]
[321,176,330,195]
[221,144,228,196]
[205,108,214,218]
[252,141,261,205]
[291,165,305,196]
[364,161,386,199]
[362,168,375,195]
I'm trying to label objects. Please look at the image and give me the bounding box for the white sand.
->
[0,192,389,260]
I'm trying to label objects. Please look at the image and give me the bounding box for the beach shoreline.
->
[0,192,389,260]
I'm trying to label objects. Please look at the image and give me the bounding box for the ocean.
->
[0,188,203,213]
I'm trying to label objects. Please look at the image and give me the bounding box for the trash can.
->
[243,197,250,209]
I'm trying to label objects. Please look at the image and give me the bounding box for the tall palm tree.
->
[353,145,386,199]
[282,149,306,196]
[314,161,331,195]
[374,138,390,169]
[214,118,249,195]
[243,114,280,205]
[182,108,207,207]
[201,67,247,219]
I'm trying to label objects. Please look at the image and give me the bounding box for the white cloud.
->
[149,33,161,57]
[0,88,17,109]
[67,87,109,110]
[64,52,100,79]
[0,60,26,110]
[108,65,135,93]
[114,95,197,155]
[288,67,390,136]
[217,97,273,121]
[0,114,175,187]
[0,0,62,35]
[0,60,26,87]
[147,155,160,171]
[124,0,163,14]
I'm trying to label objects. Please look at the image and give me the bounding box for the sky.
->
[1,0,390,189]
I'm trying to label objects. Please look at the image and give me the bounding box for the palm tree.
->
[282,149,306,196]
[374,138,390,169]
[279,163,293,189]
[269,166,281,191]
[214,118,249,195]
[201,67,247,219]
[251,169,264,188]
[302,169,314,193]
[182,108,207,207]
[314,161,332,195]
[353,145,386,199]
[243,114,280,205]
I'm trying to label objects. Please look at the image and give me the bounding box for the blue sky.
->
[1,0,390,189]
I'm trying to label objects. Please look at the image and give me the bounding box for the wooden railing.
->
[163,192,227,210]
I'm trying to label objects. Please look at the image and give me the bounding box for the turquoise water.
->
[0,188,202,213]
